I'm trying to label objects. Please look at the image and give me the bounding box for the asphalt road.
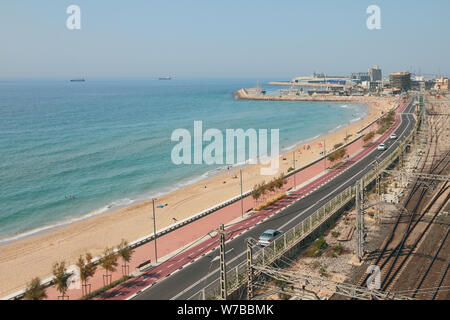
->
[134,101,416,300]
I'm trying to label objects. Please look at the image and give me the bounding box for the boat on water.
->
[158,76,172,80]
[70,78,85,82]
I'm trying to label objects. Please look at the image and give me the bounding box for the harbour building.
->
[369,65,382,82]
[389,72,411,91]
[350,72,371,83]
[434,77,449,91]
[291,73,348,85]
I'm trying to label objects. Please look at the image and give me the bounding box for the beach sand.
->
[0,95,398,297]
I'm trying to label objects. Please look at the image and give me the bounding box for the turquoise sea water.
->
[0,78,367,242]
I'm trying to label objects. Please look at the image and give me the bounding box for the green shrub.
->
[305,237,329,257]
[328,147,346,162]
[316,237,328,250]
[363,131,375,142]
[376,112,396,135]
[334,143,343,150]
[332,244,343,255]
[319,266,328,278]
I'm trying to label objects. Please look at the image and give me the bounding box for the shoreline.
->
[0,117,357,246]
[0,99,368,246]
[0,94,397,297]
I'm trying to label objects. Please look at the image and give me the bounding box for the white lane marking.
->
[211,248,234,262]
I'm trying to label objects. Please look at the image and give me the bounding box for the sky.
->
[0,0,449,79]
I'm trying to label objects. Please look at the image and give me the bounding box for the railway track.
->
[432,262,450,300]
[412,227,449,298]
[381,188,449,292]
[358,101,450,296]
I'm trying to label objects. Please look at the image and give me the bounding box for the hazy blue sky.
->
[1,0,449,78]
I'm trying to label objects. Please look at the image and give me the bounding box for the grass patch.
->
[82,276,131,300]
[329,162,343,170]
[305,237,328,257]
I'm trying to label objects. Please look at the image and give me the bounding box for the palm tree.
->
[100,247,118,286]
[24,277,47,300]
[52,261,73,300]
[117,239,134,276]
[76,253,97,297]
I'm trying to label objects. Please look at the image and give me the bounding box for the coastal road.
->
[111,100,416,300]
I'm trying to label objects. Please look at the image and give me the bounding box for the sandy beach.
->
[0,94,398,298]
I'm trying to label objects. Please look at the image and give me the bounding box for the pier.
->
[235,88,377,103]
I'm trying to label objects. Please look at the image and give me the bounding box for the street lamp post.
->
[292,151,296,187]
[240,168,243,219]
[152,198,158,263]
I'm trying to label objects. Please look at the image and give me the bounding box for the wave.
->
[282,134,321,152]
[0,198,134,245]
[350,116,363,123]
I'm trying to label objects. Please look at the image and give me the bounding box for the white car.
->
[258,229,284,247]
[377,143,386,151]
[390,134,397,140]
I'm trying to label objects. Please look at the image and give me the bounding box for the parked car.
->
[390,133,397,140]
[258,229,284,247]
[377,143,386,151]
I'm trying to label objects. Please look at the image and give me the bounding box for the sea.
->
[0,78,367,243]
